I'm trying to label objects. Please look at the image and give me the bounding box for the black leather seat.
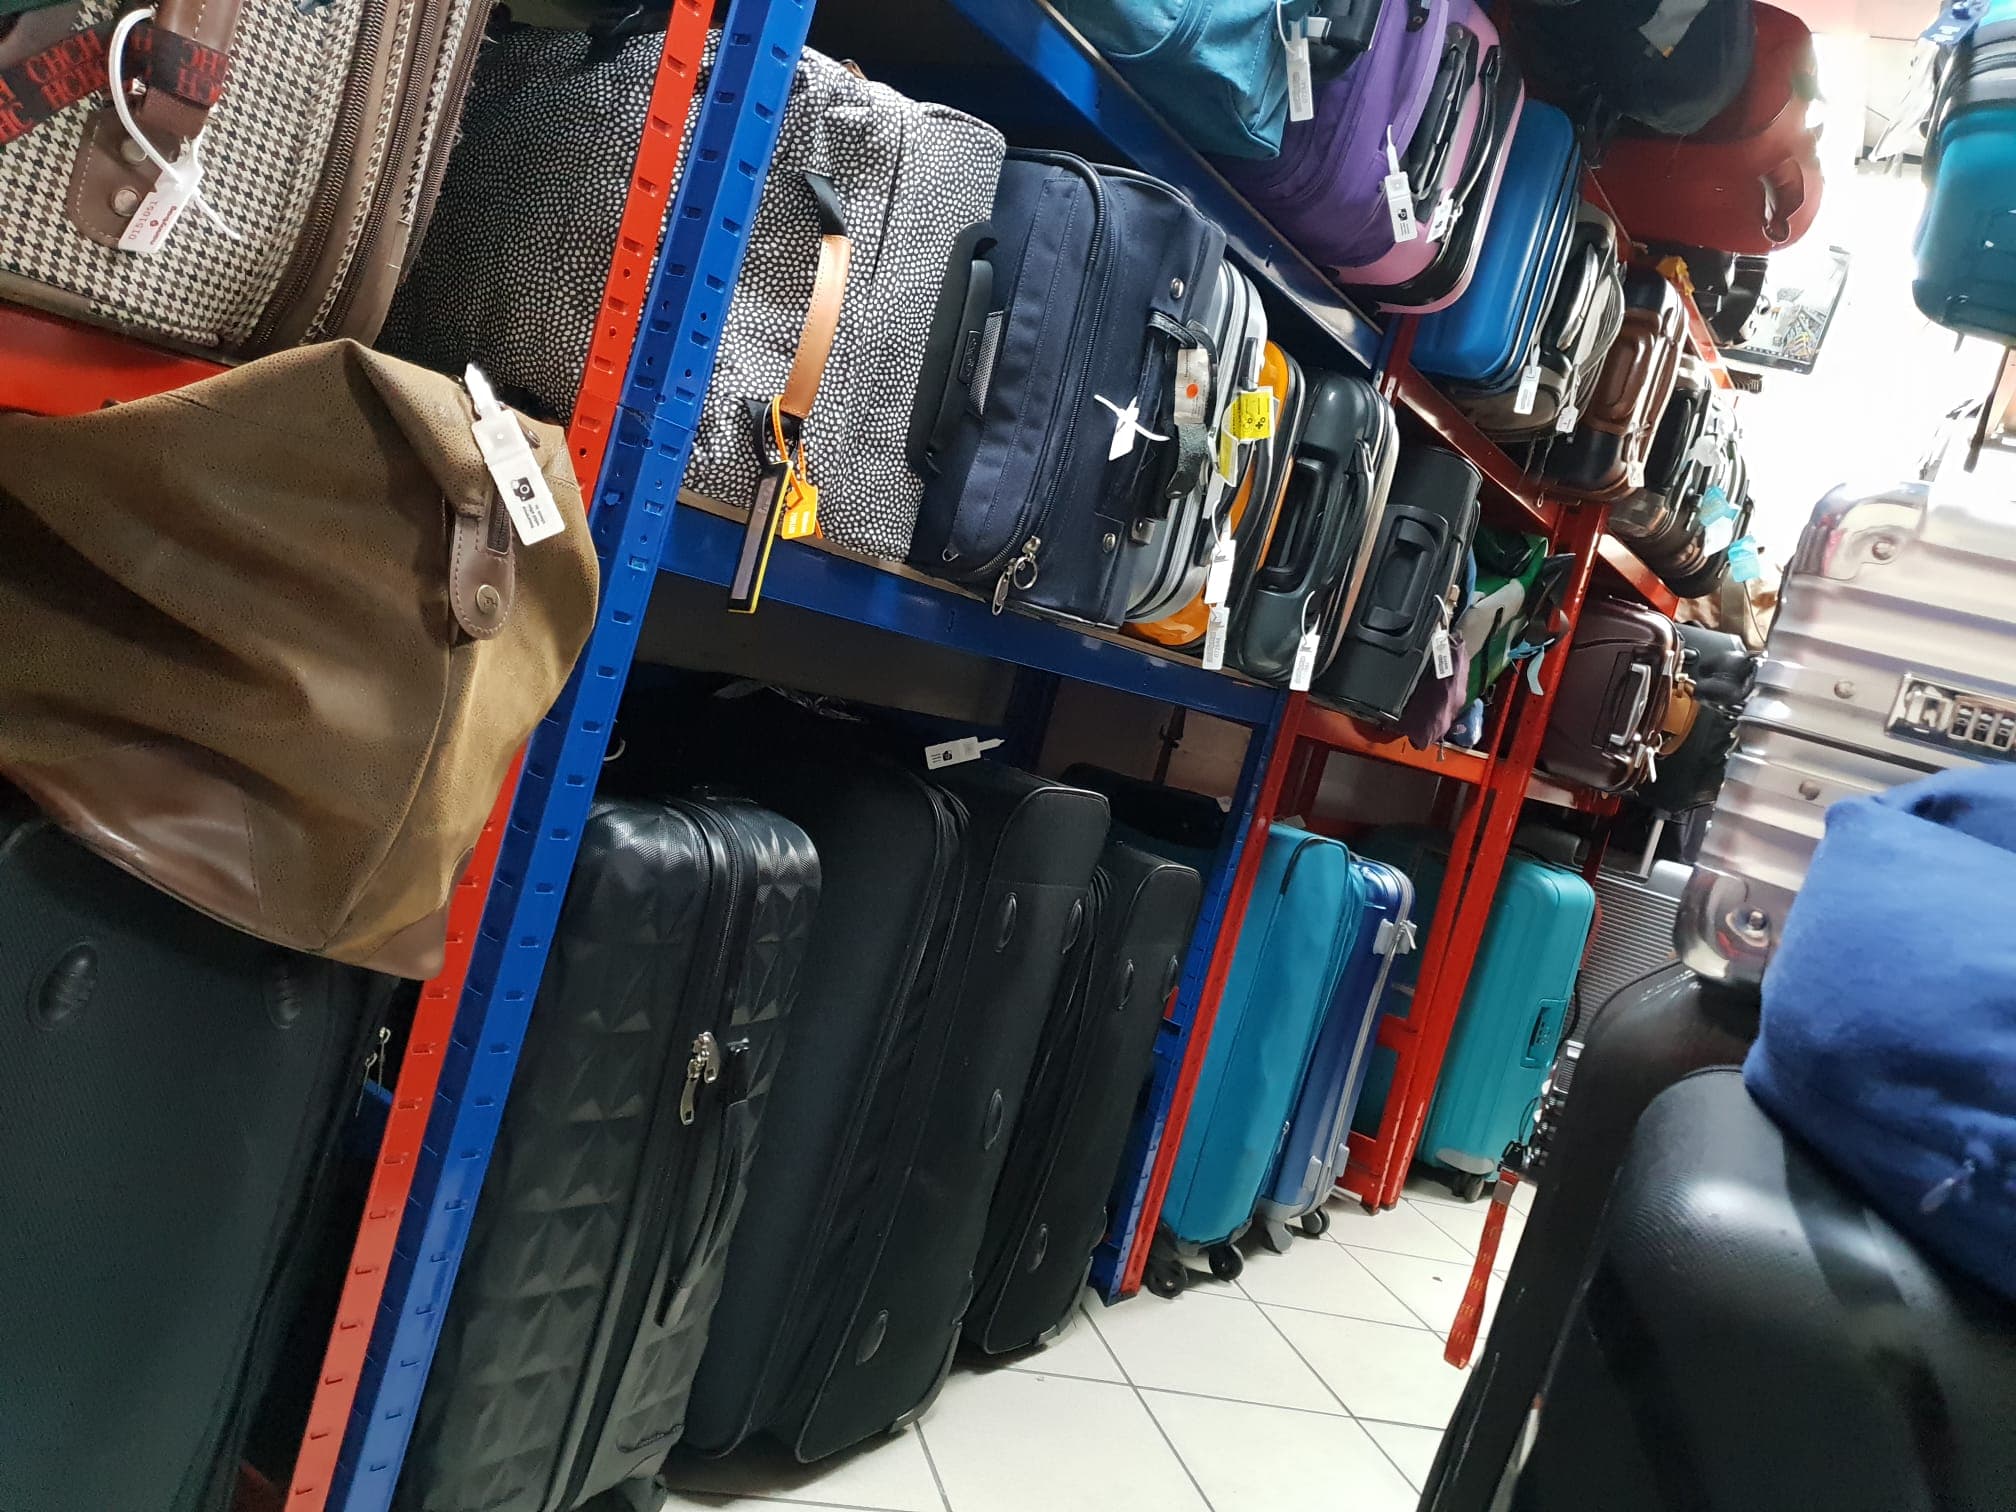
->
[1512,1070,2016,1512]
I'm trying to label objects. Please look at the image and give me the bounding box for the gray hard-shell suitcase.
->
[396,797,821,1512]
[1679,479,2016,984]
[1580,859,1691,1011]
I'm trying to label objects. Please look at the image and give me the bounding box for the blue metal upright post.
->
[327,6,815,1508]
[1090,695,1288,1297]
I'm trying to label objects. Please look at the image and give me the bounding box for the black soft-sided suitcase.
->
[684,732,1108,1460]
[397,798,821,1512]
[1317,446,1483,722]
[965,841,1202,1355]
[0,804,376,1512]
[1230,372,1398,686]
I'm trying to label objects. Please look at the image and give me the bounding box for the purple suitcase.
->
[1334,0,1524,311]
[1226,0,1456,274]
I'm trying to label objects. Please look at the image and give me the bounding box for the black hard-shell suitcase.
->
[1316,445,1482,722]
[397,798,821,1512]
[684,729,1108,1460]
[965,841,1202,1355]
[1230,372,1398,686]
[0,803,377,1512]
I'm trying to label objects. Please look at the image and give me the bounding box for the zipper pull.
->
[356,1024,391,1117]
[992,536,1042,615]
[679,1030,723,1126]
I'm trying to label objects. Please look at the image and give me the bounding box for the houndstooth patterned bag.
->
[0,0,486,355]
[386,31,1003,562]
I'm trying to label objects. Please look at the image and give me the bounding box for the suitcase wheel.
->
[1145,1253,1189,1299]
[1451,1171,1491,1203]
[1207,1244,1244,1282]
[1299,1208,1331,1239]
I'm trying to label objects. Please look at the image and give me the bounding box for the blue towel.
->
[1744,765,2016,1304]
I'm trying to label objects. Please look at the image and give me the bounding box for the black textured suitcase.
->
[965,841,1202,1355]
[1229,372,1398,687]
[1316,445,1482,722]
[682,727,1108,1461]
[0,802,377,1512]
[396,797,821,1512]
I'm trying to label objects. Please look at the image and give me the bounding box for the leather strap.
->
[0,14,227,148]
[780,170,851,423]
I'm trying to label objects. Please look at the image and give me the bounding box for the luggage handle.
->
[1255,453,1333,592]
[1760,159,1808,246]
[1358,511,1449,639]
[1523,996,1570,1068]
[907,220,999,476]
[1607,662,1653,748]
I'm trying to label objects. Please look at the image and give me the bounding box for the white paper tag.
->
[1513,362,1542,417]
[1290,628,1320,692]
[1202,604,1231,672]
[1383,172,1418,244]
[1097,392,1165,461]
[1173,347,1211,428]
[1431,627,1455,681]
[1691,435,1720,468]
[117,154,201,256]
[1426,192,1454,243]
[924,736,1002,770]
[1626,459,1647,489]
[466,365,564,546]
[1701,515,1737,555]
[1284,30,1315,122]
[1555,402,1580,435]
[1204,536,1236,606]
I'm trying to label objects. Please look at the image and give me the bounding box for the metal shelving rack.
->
[0,0,1728,1502]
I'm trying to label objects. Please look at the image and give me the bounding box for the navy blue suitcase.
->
[908,151,1226,627]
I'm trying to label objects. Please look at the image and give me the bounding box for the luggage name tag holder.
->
[1513,359,1542,417]
[1555,402,1579,436]
[1277,2,1316,123]
[1382,129,1417,245]
[731,169,850,615]
[105,8,244,257]
[1202,604,1232,673]
[466,364,565,547]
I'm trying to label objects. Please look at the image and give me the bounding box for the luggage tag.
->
[1382,129,1417,245]
[1430,595,1456,681]
[1098,392,1168,461]
[1555,402,1579,436]
[465,364,565,546]
[1289,600,1321,692]
[924,736,1003,771]
[1924,0,1985,45]
[728,397,816,614]
[1173,348,1212,429]
[1426,192,1454,244]
[1727,535,1763,583]
[1277,3,1316,122]
[1202,605,1231,673]
[1513,360,1542,417]
[106,8,242,256]
[1204,516,1237,608]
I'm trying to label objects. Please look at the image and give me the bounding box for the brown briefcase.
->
[0,340,598,976]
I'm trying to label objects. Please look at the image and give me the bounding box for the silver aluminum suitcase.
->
[1678,480,2016,983]
[1583,859,1691,1010]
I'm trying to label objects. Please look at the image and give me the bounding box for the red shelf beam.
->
[1595,529,1681,615]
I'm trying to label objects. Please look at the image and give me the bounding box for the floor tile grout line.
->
[912,1419,955,1512]
[1079,1297,1219,1512]
[658,1491,913,1512]
[1251,1291,1361,1420]
[1333,1240,1452,1335]
[1362,1429,1426,1498]
[1239,1292,1439,1332]
[1133,1382,1354,1421]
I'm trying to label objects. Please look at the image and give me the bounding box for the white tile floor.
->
[661,1175,1534,1512]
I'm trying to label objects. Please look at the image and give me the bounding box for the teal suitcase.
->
[1915,2,2016,343]
[1356,830,1595,1200]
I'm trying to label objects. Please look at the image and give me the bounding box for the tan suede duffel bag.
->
[0,340,599,977]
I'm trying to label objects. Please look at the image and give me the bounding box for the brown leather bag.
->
[0,341,598,976]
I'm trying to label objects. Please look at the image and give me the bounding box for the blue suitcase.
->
[1150,825,1360,1288]
[1915,3,2016,344]
[1355,830,1594,1201]
[1253,857,1417,1252]
[1411,103,1582,391]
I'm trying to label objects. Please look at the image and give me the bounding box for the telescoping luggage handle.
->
[729,171,852,615]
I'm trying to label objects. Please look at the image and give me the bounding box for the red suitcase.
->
[1595,3,1824,255]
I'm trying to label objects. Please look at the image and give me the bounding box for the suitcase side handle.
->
[907,220,999,475]
[1523,995,1570,1069]
[1607,661,1653,748]
[1358,510,1451,640]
